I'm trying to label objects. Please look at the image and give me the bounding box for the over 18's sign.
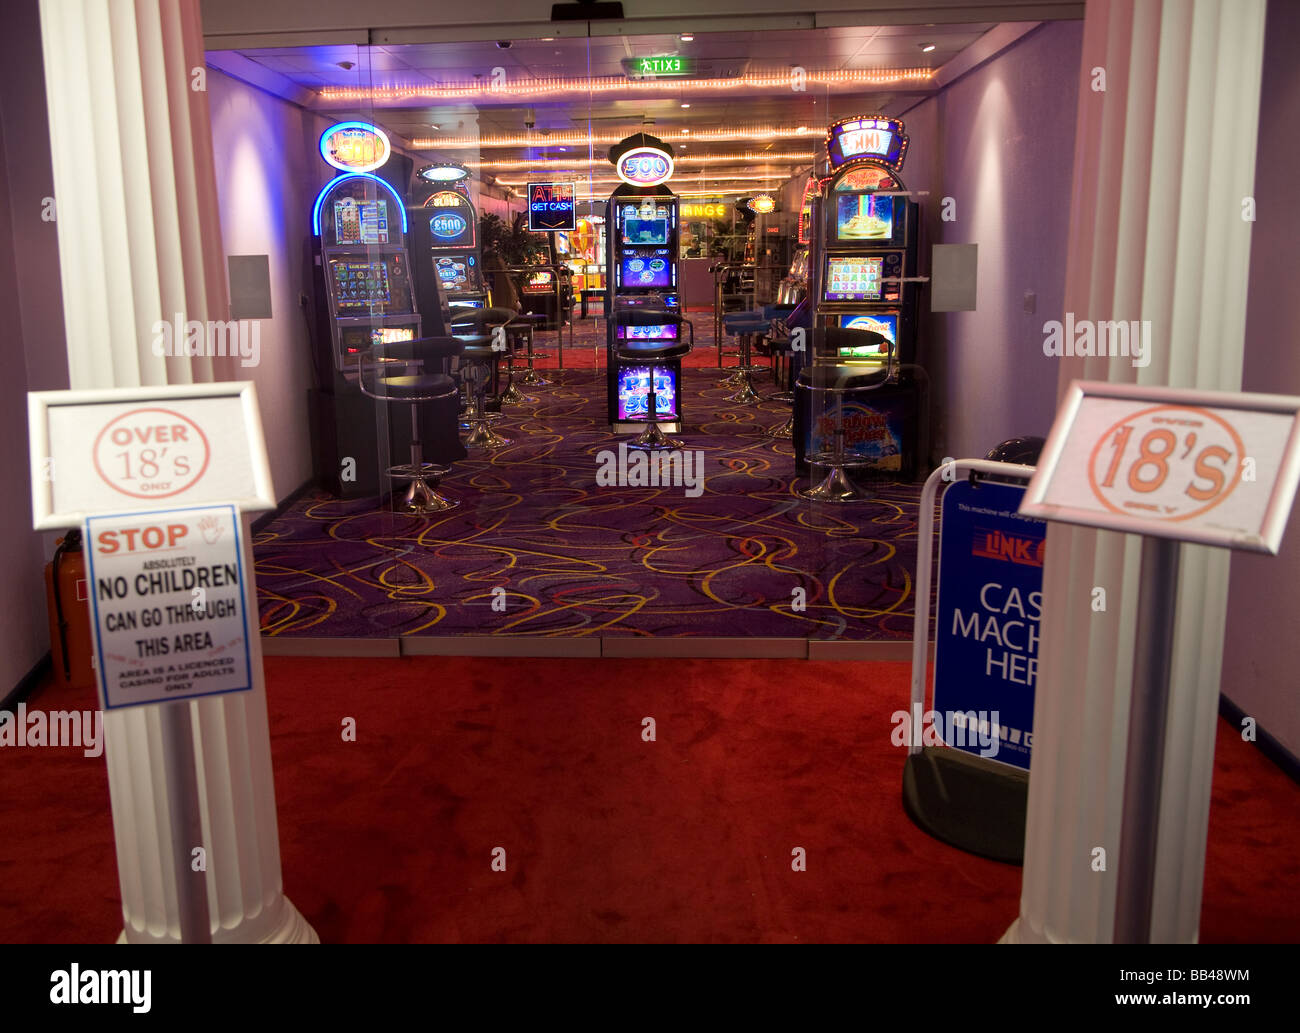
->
[527,182,577,232]
[30,383,274,530]
[1021,381,1300,553]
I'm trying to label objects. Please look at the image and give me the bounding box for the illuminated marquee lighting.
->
[311,172,409,236]
[317,67,934,104]
[464,150,815,172]
[497,172,786,189]
[748,194,776,214]
[319,121,391,172]
[413,124,821,151]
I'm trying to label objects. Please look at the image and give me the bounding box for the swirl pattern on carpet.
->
[254,368,924,639]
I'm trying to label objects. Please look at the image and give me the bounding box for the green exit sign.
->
[621,55,696,78]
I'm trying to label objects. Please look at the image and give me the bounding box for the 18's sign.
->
[1021,381,1300,553]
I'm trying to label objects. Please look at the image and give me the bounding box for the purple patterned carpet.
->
[254,368,925,640]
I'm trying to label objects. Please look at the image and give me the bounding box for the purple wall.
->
[899,22,1083,463]
[1221,0,1300,757]
[0,0,71,691]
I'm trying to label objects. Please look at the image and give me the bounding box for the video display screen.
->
[333,198,389,245]
[330,259,392,310]
[524,271,555,293]
[371,327,415,345]
[840,313,898,350]
[624,218,669,245]
[617,365,679,421]
[434,255,477,291]
[616,322,678,341]
[825,256,883,301]
[621,251,673,288]
[836,193,895,241]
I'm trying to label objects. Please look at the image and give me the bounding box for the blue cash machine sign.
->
[932,479,1045,771]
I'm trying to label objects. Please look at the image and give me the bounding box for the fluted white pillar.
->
[1004,0,1266,944]
[39,0,315,943]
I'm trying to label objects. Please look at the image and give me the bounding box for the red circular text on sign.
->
[92,408,211,499]
[1086,405,1245,521]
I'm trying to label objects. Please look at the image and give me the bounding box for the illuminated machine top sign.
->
[418,162,470,183]
[616,146,674,187]
[826,115,908,172]
[320,121,391,173]
[1020,380,1300,554]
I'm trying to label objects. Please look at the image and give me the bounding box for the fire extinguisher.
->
[44,530,96,691]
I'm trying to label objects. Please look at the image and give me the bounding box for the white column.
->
[1004,0,1266,944]
[39,0,315,943]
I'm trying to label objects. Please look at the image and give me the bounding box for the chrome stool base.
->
[465,420,512,449]
[799,465,875,504]
[389,462,459,514]
[499,382,535,405]
[628,421,682,451]
[767,415,795,439]
[519,368,551,387]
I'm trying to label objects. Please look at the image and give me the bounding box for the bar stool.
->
[451,307,516,448]
[512,311,552,387]
[613,307,694,451]
[358,336,466,513]
[764,319,799,440]
[798,329,893,504]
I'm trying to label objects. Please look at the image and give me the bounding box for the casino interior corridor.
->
[5,0,1299,953]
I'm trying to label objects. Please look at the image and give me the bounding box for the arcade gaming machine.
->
[413,163,488,312]
[309,122,461,496]
[605,135,685,432]
[795,114,924,480]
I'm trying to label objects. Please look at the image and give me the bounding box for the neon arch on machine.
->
[311,172,409,237]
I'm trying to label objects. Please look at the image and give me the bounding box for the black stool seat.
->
[616,340,691,362]
[375,373,455,399]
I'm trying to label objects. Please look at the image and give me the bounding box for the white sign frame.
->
[85,503,254,709]
[29,381,275,530]
[1020,380,1300,553]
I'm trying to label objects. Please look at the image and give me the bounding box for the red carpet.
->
[2,656,1297,942]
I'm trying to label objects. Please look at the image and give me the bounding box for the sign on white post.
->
[29,382,274,531]
[1020,381,1300,553]
[85,504,253,709]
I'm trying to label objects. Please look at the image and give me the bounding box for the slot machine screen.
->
[624,218,669,245]
[333,199,390,245]
[824,256,883,301]
[620,253,673,288]
[836,193,895,241]
[371,326,415,346]
[330,259,392,311]
[524,271,555,294]
[838,313,897,357]
[616,366,679,421]
[434,254,481,293]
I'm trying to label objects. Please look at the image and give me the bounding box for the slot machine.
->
[605,135,684,430]
[795,115,926,480]
[308,122,460,497]
[414,163,488,311]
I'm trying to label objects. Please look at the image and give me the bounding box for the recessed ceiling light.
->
[679,33,694,42]
[681,128,690,134]
[681,102,690,109]
[920,42,936,53]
